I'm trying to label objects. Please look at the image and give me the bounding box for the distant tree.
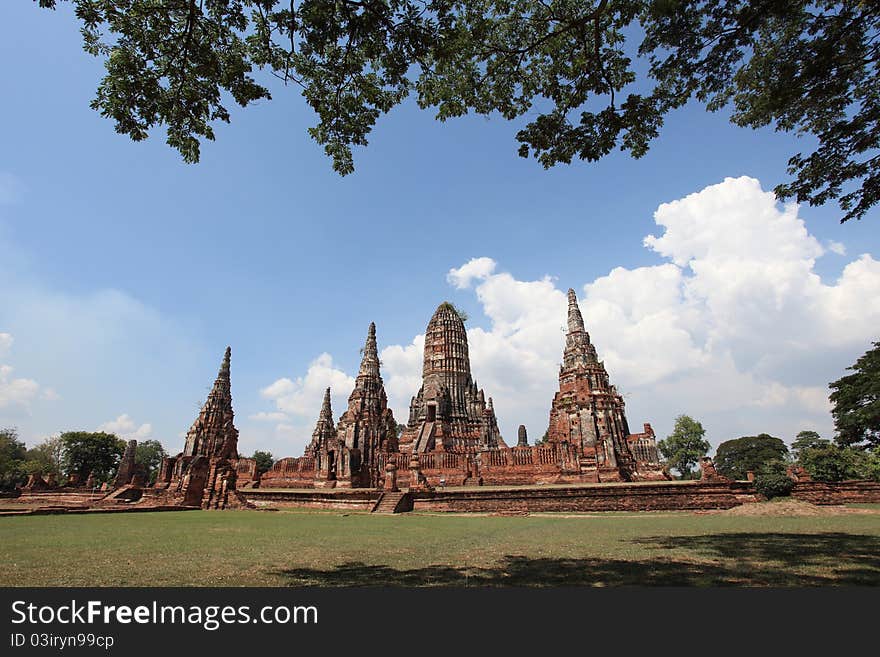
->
[658,415,710,480]
[0,428,27,490]
[798,443,869,482]
[396,423,407,440]
[533,431,549,446]
[791,430,828,459]
[251,450,275,475]
[60,431,125,484]
[830,342,880,449]
[23,436,63,478]
[714,434,789,481]
[753,461,795,500]
[135,440,168,484]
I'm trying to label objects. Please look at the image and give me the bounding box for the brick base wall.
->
[242,489,380,510]
[791,480,880,505]
[411,481,759,513]
[243,481,760,512]
[8,491,107,507]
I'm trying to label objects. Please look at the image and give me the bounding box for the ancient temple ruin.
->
[150,347,257,508]
[262,295,665,490]
[262,323,398,489]
[545,289,664,480]
[398,302,505,453]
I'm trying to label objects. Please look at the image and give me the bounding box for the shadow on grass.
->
[273,533,880,586]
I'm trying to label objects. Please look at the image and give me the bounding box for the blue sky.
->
[2,3,879,458]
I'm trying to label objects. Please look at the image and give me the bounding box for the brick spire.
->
[563,289,598,368]
[358,322,380,378]
[567,288,586,333]
[343,322,392,424]
[334,323,398,485]
[306,387,336,455]
[319,386,333,421]
[217,345,231,387]
[183,346,239,459]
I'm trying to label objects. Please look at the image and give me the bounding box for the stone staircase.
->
[413,421,435,453]
[371,491,413,514]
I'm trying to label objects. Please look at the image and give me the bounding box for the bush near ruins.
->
[753,461,795,500]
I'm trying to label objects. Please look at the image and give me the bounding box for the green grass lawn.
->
[1,509,879,586]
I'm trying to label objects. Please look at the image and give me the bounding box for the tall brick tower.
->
[546,290,636,480]
[306,387,336,456]
[400,302,504,453]
[333,322,398,487]
[183,346,239,460]
[153,346,257,508]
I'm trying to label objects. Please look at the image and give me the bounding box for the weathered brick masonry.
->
[241,480,760,512]
[244,488,380,511]
[409,481,760,512]
[263,294,667,490]
[791,480,880,505]
[145,347,257,509]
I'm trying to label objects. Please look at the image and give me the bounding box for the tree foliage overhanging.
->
[37,0,880,221]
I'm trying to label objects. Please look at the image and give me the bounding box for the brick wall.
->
[259,456,318,489]
[411,481,760,512]
[791,480,880,505]
[243,488,379,510]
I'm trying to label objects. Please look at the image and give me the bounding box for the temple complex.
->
[262,295,664,490]
[16,293,880,516]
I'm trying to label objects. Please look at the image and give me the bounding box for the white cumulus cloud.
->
[380,335,425,420]
[258,353,355,454]
[97,414,153,440]
[391,177,880,447]
[447,257,497,289]
[0,364,41,409]
[828,240,847,256]
[0,333,54,411]
[248,411,290,422]
[0,333,13,355]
